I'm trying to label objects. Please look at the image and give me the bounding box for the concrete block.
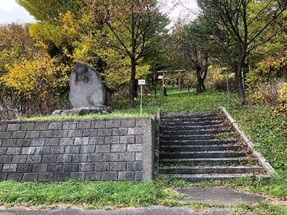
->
[12,155,27,163]
[112,128,127,136]
[101,171,118,181]
[119,153,135,162]
[65,146,80,154]
[106,119,121,128]
[88,154,103,162]
[89,137,104,145]
[25,131,40,139]
[104,136,120,144]
[96,145,110,153]
[120,136,135,144]
[90,120,105,128]
[83,129,97,137]
[80,145,95,154]
[54,173,70,181]
[57,154,72,163]
[40,131,54,138]
[0,147,7,154]
[47,163,63,172]
[63,163,78,172]
[48,122,63,130]
[135,171,143,182]
[97,128,113,136]
[136,135,144,144]
[72,154,88,162]
[23,173,38,181]
[63,121,77,130]
[111,144,127,152]
[94,162,109,171]
[11,131,26,138]
[0,132,11,139]
[75,137,89,145]
[3,164,17,172]
[7,124,20,131]
[34,122,49,131]
[38,173,54,182]
[0,155,12,163]
[86,172,101,181]
[110,162,126,171]
[70,172,86,181]
[121,119,135,127]
[6,147,21,155]
[77,121,91,129]
[7,173,23,181]
[17,164,33,173]
[136,119,148,127]
[16,139,30,147]
[20,123,35,131]
[45,138,60,146]
[127,162,143,171]
[21,147,36,155]
[60,138,74,146]
[2,138,16,147]
[42,155,57,163]
[79,163,94,172]
[35,147,51,155]
[118,171,135,181]
[136,153,143,161]
[32,164,48,173]
[127,144,142,152]
[27,155,42,164]
[54,130,68,138]
[0,124,7,132]
[30,139,45,147]
[103,153,120,162]
[50,146,65,154]
[0,173,7,180]
[128,128,135,135]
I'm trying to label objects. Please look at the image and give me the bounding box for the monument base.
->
[52,106,113,116]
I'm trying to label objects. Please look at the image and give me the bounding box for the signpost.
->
[138,79,146,114]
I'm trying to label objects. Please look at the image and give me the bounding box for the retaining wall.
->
[0,117,156,182]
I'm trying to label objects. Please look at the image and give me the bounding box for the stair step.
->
[160,139,238,145]
[160,135,218,141]
[160,130,235,135]
[160,151,251,159]
[161,121,224,126]
[160,158,258,166]
[160,145,244,152]
[159,166,265,174]
[161,173,269,182]
[158,112,269,182]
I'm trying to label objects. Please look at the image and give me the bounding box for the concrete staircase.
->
[158,112,269,182]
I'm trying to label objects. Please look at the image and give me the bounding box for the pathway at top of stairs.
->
[158,111,270,182]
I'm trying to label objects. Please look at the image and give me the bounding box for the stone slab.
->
[178,188,265,205]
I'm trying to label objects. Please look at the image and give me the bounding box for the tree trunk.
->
[130,57,136,108]
[235,64,245,106]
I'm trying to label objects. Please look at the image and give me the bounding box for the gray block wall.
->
[0,117,155,182]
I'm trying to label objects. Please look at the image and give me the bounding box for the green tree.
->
[198,0,287,105]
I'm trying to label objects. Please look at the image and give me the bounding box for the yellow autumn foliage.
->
[280,83,287,102]
[0,57,70,100]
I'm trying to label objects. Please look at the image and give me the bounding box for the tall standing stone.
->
[69,62,105,108]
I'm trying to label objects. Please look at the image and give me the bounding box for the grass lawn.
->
[2,86,287,214]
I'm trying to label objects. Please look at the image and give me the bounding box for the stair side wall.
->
[0,117,156,182]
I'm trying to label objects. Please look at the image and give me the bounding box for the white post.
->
[140,85,143,114]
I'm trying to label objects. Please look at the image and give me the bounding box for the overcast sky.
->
[0,0,199,25]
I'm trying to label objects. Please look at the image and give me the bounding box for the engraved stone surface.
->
[69,62,105,108]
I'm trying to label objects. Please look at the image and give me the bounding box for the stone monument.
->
[69,62,105,107]
[53,62,112,115]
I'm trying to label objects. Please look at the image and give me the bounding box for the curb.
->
[220,106,279,178]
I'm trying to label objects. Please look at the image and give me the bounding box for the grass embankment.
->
[1,87,287,214]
